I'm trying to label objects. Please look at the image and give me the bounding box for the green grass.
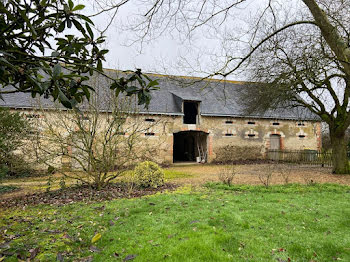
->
[1,184,350,261]
[164,170,193,180]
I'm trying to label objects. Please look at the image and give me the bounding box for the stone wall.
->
[14,109,322,167]
[155,115,322,163]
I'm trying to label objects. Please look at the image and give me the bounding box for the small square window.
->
[297,122,305,126]
[272,122,280,126]
[247,121,255,125]
[225,120,233,124]
[26,114,40,119]
[145,132,155,136]
[145,118,155,122]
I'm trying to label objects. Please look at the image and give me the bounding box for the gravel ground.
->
[168,163,350,186]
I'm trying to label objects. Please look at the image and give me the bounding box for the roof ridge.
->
[101,67,251,85]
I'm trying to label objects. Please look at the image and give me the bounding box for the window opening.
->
[183,101,199,124]
[247,121,255,125]
[225,133,234,136]
[145,118,155,122]
[272,122,280,126]
[225,120,233,124]
[26,114,40,119]
[248,134,256,138]
[145,132,155,136]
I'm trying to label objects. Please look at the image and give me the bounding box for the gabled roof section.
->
[0,69,319,121]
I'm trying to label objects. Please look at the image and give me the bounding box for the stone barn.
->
[0,70,321,167]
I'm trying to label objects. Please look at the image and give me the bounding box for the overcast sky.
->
[81,0,269,80]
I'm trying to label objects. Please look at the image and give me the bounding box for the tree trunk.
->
[330,131,349,174]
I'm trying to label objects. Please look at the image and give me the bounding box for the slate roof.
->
[0,70,319,121]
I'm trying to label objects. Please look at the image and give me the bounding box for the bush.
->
[218,165,236,186]
[133,161,165,188]
[0,108,34,178]
[214,145,262,163]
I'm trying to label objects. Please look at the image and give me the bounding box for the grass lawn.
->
[1,183,350,261]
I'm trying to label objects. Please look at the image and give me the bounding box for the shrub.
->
[0,108,34,178]
[133,161,165,188]
[257,165,274,188]
[276,164,292,185]
[218,165,236,186]
[214,145,262,163]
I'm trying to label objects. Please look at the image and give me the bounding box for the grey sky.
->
[82,0,269,80]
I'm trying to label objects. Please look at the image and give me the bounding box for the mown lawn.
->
[1,184,350,261]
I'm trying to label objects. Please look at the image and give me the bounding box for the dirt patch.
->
[0,183,177,209]
[168,163,350,186]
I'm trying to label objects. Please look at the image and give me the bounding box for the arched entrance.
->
[173,131,208,162]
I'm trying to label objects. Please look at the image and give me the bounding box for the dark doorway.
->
[183,101,199,124]
[173,131,208,162]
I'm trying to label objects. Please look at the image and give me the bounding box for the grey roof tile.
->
[0,71,319,121]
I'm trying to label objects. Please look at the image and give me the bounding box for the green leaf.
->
[53,64,61,78]
[20,10,37,37]
[68,0,74,9]
[72,20,85,34]
[97,60,103,72]
[72,4,85,11]
[82,86,90,100]
[85,22,94,39]
[148,80,159,88]
[51,51,59,57]
[57,21,65,33]
[126,86,138,94]
[59,90,72,109]
[79,15,94,25]
[67,19,72,28]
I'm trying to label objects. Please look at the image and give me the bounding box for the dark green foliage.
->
[0,185,18,194]
[0,108,30,158]
[0,108,32,178]
[0,0,158,108]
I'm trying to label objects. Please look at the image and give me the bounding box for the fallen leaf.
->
[29,247,40,259]
[123,254,137,261]
[89,245,101,253]
[62,233,71,239]
[0,242,10,249]
[56,252,64,262]
[81,255,93,262]
[91,233,102,244]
